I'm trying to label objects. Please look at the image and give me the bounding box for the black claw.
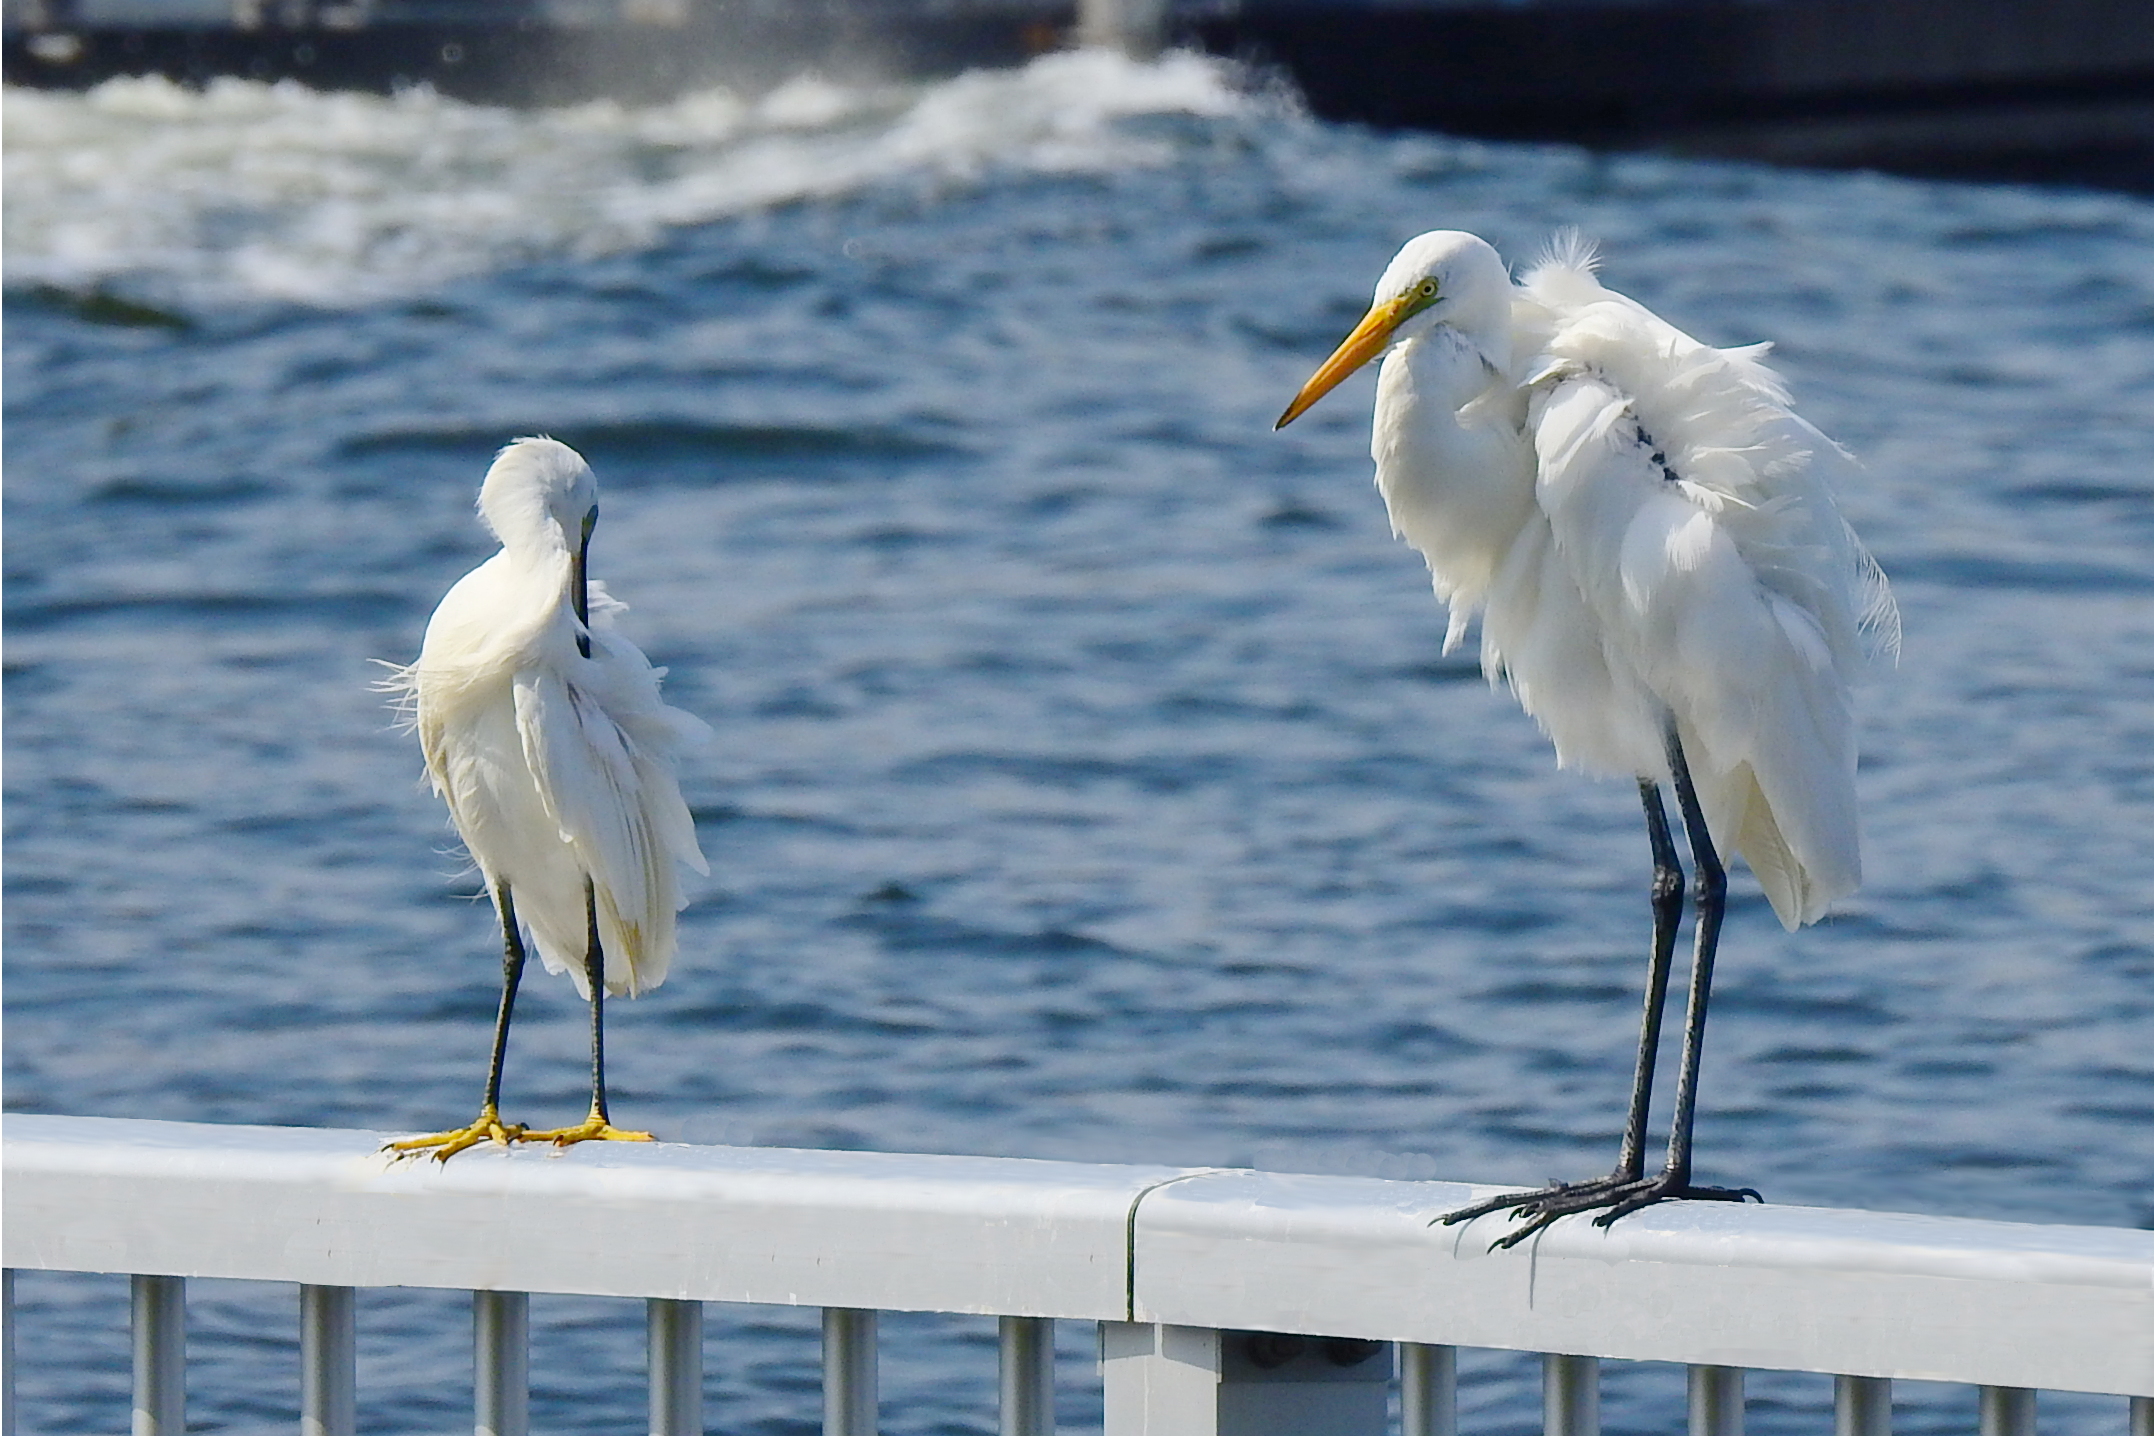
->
[1488,1210,1565,1250]
[1436,1171,1764,1240]
[1594,1193,1658,1226]
[1434,1193,1526,1227]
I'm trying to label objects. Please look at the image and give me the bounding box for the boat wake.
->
[3,48,1271,309]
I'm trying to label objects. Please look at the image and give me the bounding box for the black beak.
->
[573,506,596,659]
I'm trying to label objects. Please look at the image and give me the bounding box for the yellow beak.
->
[1275,291,1413,429]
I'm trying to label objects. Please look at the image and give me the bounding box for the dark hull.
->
[1187,0,2154,190]
[8,0,2152,188]
[3,5,1071,104]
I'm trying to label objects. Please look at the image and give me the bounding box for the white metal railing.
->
[4,1114,2152,1436]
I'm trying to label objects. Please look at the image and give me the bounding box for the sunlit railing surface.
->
[5,1114,2151,1435]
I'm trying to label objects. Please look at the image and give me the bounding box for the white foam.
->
[3,48,1261,307]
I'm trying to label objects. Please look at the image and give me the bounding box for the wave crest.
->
[3,48,1264,307]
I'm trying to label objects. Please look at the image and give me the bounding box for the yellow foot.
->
[384,1107,529,1162]
[522,1113,654,1149]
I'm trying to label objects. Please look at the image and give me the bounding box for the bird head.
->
[478,437,600,558]
[1276,230,1512,429]
[478,436,601,655]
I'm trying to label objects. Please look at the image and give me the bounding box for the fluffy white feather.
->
[381,437,709,997]
[1276,236,1896,1228]
[1310,232,1894,929]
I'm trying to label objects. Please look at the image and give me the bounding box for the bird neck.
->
[1370,324,1535,626]
[480,476,575,565]
[1377,327,1520,483]
[483,528,580,655]
[1393,323,1506,410]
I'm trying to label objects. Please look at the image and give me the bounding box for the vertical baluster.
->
[1401,1343,1458,1436]
[1836,1376,1891,1436]
[823,1309,877,1436]
[1544,1354,1599,1436]
[131,1275,186,1436]
[3,1270,16,1436]
[300,1285,357,1436]
[1978,1386,2034,1436]
[648,1298,703,1436]
[2126,1395,2149,1436]
[998,1316,1054,1436]
[1689,1365,1743,1436]
[474,1291,529,1436]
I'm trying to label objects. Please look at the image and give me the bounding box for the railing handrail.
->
[6,1113,2151,1397]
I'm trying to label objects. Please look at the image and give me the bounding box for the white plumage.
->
[1512,242,1894,927]
[383,437,707,1157]
[1294,230,1895,927]
[1278,230,1893,1238]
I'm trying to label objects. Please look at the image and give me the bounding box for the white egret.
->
[383,437,709,1160]
[1277,232,1895,1245]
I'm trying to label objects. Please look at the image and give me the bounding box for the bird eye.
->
[1418,279,1439,299]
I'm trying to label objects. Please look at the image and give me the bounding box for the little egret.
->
[1277,232,1895,1245]
[383,437,709,1160]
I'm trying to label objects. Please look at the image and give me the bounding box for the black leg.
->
[523,877,653,1147]
[1436,723,1759,1245]
[583,876,611,1126]
[1436,779,1685,1239]
[1590,724,1759,1224]
[481,882,530,1116]
[1657,724,1722,1190]
[1614,779,1683,1183]
[383,880,534,1159]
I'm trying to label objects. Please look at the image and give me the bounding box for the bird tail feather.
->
[1729,765,1812,931]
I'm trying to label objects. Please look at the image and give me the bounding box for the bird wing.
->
[513,640,707,996]
[1515,264,1880,928]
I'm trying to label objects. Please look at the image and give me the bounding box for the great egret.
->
[1277,232,1895,1245]
[383,437,709,1160]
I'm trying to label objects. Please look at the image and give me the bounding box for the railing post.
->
[300,1285,356,1436]
[999,1316,1054,1436]
[1545,1354,1599,1436]
[2131,1396,2153,1436]
[3,1270,15,1436]
[648,1298,702,1436]
[1836,1376,1891,1436]
[1977,1386,2033,1436]
[1401,1344,1457,1436]
[1103,1325,1389,1436]
[474,1291,529,1436]
[1101,1323,1220,1436]
[131,1274,185,1436]
[823,1308,877,1436]
[1689,1365,1743,1436]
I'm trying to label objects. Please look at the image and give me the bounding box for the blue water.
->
[6,52,2154,1435]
